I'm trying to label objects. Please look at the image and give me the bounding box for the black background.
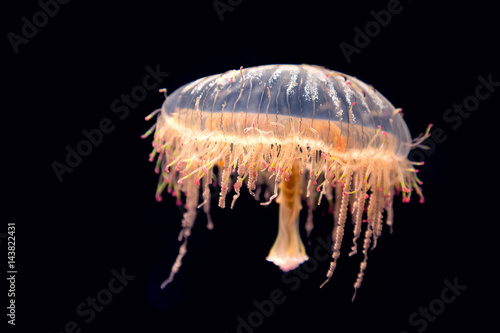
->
[3,0,498,332]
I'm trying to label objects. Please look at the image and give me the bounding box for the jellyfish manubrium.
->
[142,64,431,300]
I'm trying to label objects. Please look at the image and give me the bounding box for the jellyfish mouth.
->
[266,160,309,272]
[266,254,309,272]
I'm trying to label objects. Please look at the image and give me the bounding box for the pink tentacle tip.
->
[176,198,182,206]
[177,179,183,185]
[155,194,163,202]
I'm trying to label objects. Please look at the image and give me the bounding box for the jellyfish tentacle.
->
[385,188,395,234]
[218,153,231,209]
[349,168,366,256]
[231,153,248,209]
[352,181,383,301]
[199,168,214,230]
[161,172,199,289]
[371,165,385,250]
[320,168,353,288]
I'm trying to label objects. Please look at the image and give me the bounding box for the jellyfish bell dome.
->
[160,64,413,157]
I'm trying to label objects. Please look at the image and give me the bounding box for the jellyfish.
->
[142,64,431,300]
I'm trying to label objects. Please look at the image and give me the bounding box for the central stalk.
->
[266,159,309,272]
